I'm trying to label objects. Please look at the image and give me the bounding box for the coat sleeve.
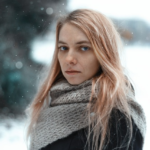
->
[104,109,144,150]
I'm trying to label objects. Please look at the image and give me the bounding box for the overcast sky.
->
[68,0,150,25]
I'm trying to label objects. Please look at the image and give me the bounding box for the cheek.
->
[58,52,63,62]
[83,57,100,73]
[58,54,63,69]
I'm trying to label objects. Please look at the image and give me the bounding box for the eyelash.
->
[58,46,90,51]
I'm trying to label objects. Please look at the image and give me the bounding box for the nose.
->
[65,51,77,65]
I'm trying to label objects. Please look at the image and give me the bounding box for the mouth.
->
[65,71,81,75]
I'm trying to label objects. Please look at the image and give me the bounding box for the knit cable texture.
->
[29,78,146,150]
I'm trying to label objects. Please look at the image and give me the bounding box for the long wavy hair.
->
[26,9,134,150]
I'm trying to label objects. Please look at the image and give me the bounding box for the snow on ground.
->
[0,46,149,150]
[0,116,27,150]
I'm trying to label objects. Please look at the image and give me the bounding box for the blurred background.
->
[0,0,149,149]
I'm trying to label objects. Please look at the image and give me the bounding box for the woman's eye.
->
[81,46,89,51]
[59,46,68,51]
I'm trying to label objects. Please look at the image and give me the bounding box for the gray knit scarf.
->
[29,78,146,150]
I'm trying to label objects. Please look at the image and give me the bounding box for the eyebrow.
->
[58,40,91,45]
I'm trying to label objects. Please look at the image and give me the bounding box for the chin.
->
[66,78,86,85]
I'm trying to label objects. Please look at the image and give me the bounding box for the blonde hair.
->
[26,9,134,150]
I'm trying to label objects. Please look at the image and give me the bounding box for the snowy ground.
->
[0,116,27,150]
[0,46,149,150]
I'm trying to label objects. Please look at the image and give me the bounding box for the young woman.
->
[26,9,146,150]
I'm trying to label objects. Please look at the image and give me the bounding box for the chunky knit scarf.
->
[29,78,146,150]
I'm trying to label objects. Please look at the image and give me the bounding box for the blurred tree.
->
[0,0,67,116]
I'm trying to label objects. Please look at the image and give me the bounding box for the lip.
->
[65,71,81,75]
[66,69,80,71]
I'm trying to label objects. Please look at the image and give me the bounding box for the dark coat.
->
[41,109,143,150]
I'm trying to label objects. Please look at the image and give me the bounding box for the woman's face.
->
[58,23,100,85]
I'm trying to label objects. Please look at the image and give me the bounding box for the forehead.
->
[58,23,89,42]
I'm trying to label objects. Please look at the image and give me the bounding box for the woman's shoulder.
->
[110,100,146,138]
[109,107,145,138]
[107,108,145,150]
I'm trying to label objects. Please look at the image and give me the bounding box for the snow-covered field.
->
[0,46,149,150]
[0,116,27,150]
